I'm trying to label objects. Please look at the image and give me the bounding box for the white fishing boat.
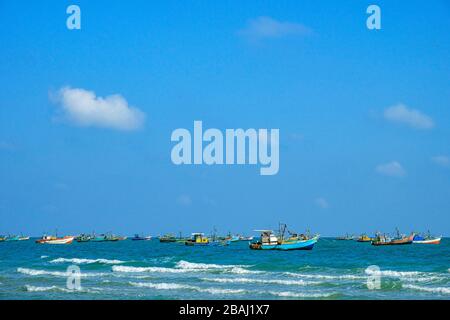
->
[36,235,74,244]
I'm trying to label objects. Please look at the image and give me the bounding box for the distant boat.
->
[159,234,176,242]
[91,233,124,242]
[0,235,30,241]
[413,231,441,244]
[356,234,374,242]
[238,235,254,241]
[336,233,354,240]
[225,233,240,242]
[372,229,414,246]
[249,224,319,251]
[75,234,92,242]
[131,234,152,241]
[36,235,74,244]
[185,233,210,246]
[4,235,20,241]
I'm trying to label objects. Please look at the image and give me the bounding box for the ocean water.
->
[0,238,449,300]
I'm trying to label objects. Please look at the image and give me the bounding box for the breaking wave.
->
[201,277,318,286]
[17,267,105,278]
[50,258,125,265]
[402,284,450,295]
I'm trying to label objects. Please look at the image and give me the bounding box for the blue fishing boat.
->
[249,224,319,251]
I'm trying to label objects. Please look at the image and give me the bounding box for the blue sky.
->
[0,0,449,236]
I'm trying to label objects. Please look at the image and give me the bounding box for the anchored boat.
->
[413,231,441,244]
[249,224,319,251]
[159,234,177,243]
[356,234,374,242]
[36,235,74,244]
[371,229,414,246]
[75,234,92,242]
[131,234,152,241]
[185,233,210,246]
[336,233,354,240]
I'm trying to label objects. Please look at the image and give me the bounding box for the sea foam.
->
[50,257,125,265]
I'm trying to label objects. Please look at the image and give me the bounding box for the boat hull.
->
[250,237,319,251]
[413,237,441,244]
[37,237,74,244]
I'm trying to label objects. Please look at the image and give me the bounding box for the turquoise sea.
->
[0,238,449,300]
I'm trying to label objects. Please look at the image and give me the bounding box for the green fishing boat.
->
[159,233,177,242]
[75,234,92,242]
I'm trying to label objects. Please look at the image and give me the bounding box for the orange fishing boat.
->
[36,235,74,244]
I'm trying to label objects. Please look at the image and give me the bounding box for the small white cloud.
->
[376,161,406,177]
[176,194,192,207]
[239,16,313,41]
[54,87,145,131]
[383,103,434,130]
[315,197,329,209]
[432,155,450,168]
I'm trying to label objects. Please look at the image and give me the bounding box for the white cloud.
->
[383,104,434,130]
[432,155,450,168]
[176,194,192,207]
[376,161,406,177]
[54,87,145,131]
[315,197,329,209]
[239,16,313,41]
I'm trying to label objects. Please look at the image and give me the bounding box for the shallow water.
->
[0,238,449,299]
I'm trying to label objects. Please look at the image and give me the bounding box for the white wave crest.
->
[403,284,450,295]
[50,257,124,265]
[24,285,100,293]
[201,277,316,286]
[175,260,249,270]
[129,282,195,290]
[113,266,187,274]
[268,290,335,298]
[285,272,364,280]
[129,281,245,295]
[113,261,259,275]
[17,267,105,278]
[365,269,442,282]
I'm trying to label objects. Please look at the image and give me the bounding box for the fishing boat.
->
[371,229,414,246]
[18,236,30,241]
[91,234,108,242]
[209,229,230,246]
[91,233,123,242]
[249,230,280,250]
[185,233,210,246]
[0,235,6,242]
[336,233,354,240]
[238,235,254,241]
[356,234,374,242]
[36,235,74,244]
[159,233,177,243]
[250,224,319,251]
[225,233,240,242]
[75,234,92,242]
[4,235,20,241]
[413,231,441,244]
[131,234,152,241]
